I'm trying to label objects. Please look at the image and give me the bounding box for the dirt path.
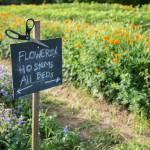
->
[42,83,150,147]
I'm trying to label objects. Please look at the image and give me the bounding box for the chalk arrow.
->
[45,77,61,84]
[17,85,33,94]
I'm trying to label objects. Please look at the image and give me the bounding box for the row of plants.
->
[62,21,150,117]
[1,0,149,6]
[0,65,87,149]
[0,3,150,26]
[0,4,150,117]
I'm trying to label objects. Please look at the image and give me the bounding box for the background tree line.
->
[0,0,150,6]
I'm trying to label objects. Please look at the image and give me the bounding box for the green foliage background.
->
[0,0,150,5]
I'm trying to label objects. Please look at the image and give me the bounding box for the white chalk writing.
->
[18,47,57,62]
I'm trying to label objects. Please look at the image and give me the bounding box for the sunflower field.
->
[0,3,150,117]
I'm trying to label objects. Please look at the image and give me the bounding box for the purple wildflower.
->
[9,94,13,99]
[64,126,69,133]
[4,91,8,96]
[5,117,12,122]
[1,89,5,93]
[18,118,24,125]
[13,110,17,114]
[3,72,7,76]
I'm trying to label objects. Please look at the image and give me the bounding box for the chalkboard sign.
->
[10,38,62,98]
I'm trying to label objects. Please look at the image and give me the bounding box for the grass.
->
[41,92,65,109]
[113,141,150,150]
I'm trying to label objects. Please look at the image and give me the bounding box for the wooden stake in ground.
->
[32,20,40,150]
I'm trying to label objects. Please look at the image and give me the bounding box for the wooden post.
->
[32,21,40,150]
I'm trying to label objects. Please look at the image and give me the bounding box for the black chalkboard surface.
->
[10,38,62,98]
